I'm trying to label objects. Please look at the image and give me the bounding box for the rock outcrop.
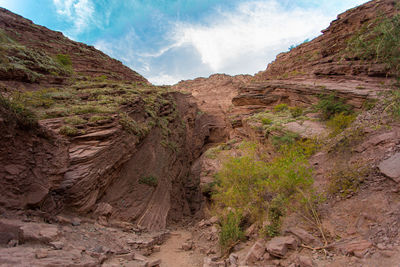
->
[255,0,399,80]
[0,7,147,85]
[0,7,210,231]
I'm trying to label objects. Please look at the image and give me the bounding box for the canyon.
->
[1,0,400,266]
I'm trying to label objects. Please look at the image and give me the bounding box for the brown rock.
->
[286,227,322,247]
[297,256,314,267]
[379,153,400,183]
[243,240,266,264]
[266,236,298,258]
[21,223,59,244]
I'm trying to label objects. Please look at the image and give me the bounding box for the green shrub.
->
[89,115,111,122]
[0,94,37,128]
[388,89,400,118]
[119,113,149,137]
[271,132,299,149]
[213,141,313,240]
[219,211,245,249]
[64,116,86,125]
[55,54,72,67]
[261,117,272,125]
[59,125,79,136]
[328,162,370,198]
[139,175,158,187]
[314,94,352,120]
[274,103,288,113]
[327,113,356,136]
[347,13,400,76]
[289,106,303,118]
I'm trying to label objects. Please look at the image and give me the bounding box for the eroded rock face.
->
[0,92,209,231]
[255,0,399,80]
[173,74,252,142]
[0,7,148,84]
[0,7,211,231]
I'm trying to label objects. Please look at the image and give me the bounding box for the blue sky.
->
[0,0,369,84]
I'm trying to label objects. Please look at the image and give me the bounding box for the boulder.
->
[285,227,322,247]
[243,240,266,264]
[266,236,298,258]
[379,153,400,183]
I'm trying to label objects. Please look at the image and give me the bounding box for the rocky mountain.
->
[1,0,400,266]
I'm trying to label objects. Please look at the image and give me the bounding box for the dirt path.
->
[148,229,203,267]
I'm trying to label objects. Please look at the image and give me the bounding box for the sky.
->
[0,0,369,85]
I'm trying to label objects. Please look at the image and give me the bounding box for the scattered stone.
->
[245,223,257,238]
[243,240,266,264]
[266,236,298,258]
[209,216,219,224]
[35,249,48,259]
[94,202,113,217]
[7,239,18,247]
[379,152,400,183]
[152,245,161,252]
[203,257,225,267]
[21,223,59,244]
[297,255,314,267]
[182,241,193,251]
[71,218,81,226]
[50,241,64,250]
[334,239,372,257]
[0,221,23,245]
[145,259,161,267]
[285,227,322,247]
[229,253,239,266]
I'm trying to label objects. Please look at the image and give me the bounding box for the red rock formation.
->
[255,0,398,80]
[0,7,147,84]
[0,8,210,231]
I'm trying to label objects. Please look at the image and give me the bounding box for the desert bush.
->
[89,115,111,122]
[119,113,149,138]
[314,94,352,120]
[64,116,86,125]
[274,103,288,113]
[213,141,313,243]
[271,131,299,149]
[219,211,245,249]
[0,94,37,128]
[59,125,79,136]
[347,13,400,76]
[289,106,303,118]
[327,113,356,136]
[139,175,158,187]
[328,162,371,198]
[55,54,72,67]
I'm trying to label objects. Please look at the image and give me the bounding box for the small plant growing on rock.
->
[273,103,288,113]
[0,94,37,129]
[55,54,72,67]
[328,161,371,198]
[64,116,86,125]
[219,211,245,250]
[314,94,352,120]
[59,125,79,136]
[289,106,303,118]
[139,175,158,187]
[327,112,356,136]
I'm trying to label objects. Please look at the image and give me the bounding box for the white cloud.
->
[52,0,95,34]
[93,0,369,85]
[147,74,183,86]
[170,0,331,72]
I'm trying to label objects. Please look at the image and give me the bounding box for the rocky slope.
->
[1,0,400,266]
[170,1,400,266]
[255,0,399,80]
[0,7,212,234]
